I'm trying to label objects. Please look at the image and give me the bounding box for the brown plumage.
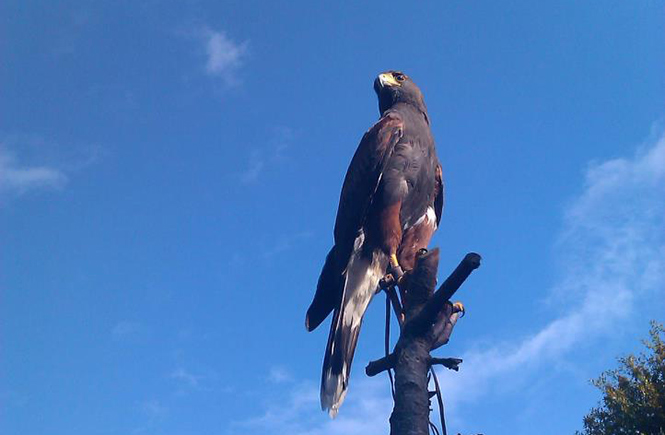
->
[306,71,444,417]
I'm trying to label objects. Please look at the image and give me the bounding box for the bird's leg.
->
[371,199,406,319]
[372,200,404,282]
[378,273,396,291]
[387,254,406,324]
[386,249,407,314]
[395,248,428,315]
[389,253,405,282]
[378,265,405,326]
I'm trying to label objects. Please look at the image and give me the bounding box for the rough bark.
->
[366,249,481,435]
[389,332,432,435]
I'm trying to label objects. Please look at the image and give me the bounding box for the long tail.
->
[306,246,343,332]
[320,243,388,417]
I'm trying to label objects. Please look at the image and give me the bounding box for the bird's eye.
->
[394,74,405,82]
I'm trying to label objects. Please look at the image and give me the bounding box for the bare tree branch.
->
[430,305,462,351]
[409,253,481,336]
[365,353,396,377]
[429,357,463,371]
[364,250,481,435]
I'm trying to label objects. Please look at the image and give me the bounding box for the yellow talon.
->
[390,254,399,268]
[452,301,465,317]
[388,254,404,283]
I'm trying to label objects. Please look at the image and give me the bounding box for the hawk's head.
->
[373,71,427,116]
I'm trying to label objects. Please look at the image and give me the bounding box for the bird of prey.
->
[305,71,444,417]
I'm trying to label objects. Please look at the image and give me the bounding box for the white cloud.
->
[169,365,222,395]
[139,399,167,419]
[0,135,102,201]
[231,378,392,435]
[436,127,665,419]
[233,127,665,434]
[241,149,265,184]
[132,399,168,434]
[170,367,203,388]
[111,321,145,341]
[262,230,313,259]
[0,145,67,195]
[201,28,247,86]
[240,127,296,184]
[268,366,293,384]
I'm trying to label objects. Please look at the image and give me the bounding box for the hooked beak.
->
[377,73,400,88]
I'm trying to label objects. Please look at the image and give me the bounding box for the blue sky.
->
[1,1,664,434]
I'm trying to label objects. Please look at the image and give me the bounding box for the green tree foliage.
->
[578,321,665,435]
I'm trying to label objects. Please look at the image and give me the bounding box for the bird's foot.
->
[452,301,465,317]
[389,254,405,284]
[378,273,397,290]
[378,274,406,324]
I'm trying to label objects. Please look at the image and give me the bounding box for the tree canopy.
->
[578,321,665,435]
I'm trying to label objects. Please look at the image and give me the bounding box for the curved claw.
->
[392,265,405,282]
[452,301,465,318]
[379,273,396,290]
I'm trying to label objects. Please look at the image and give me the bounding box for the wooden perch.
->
[430,357,463,371]
[364,249,481,435]
[409,253,481,336]
[366,355,463,376]
[365,353,396,377]
[430,304,462,351]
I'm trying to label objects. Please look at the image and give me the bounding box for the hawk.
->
[306,71,444,417]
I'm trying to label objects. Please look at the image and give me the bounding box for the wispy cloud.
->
[169,365,224,395]
[241,149,265,184]
[170,367,204,389]
[134,399,168,433]
[232,127,665,434]
[199,28,247,87]
[111,321,145,341]
[268,366,293,384]
[436,126,665,420]
[231,378,391,435]
[139,399,167,419]
[0,145,67,195]
[241,126,296,184]
[0,134,103,201]
[262,230,312,259]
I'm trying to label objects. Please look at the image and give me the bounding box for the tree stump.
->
[366,249,481,435]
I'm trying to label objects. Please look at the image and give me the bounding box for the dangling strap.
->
[385,293,395,399]
[430,367,447,435]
